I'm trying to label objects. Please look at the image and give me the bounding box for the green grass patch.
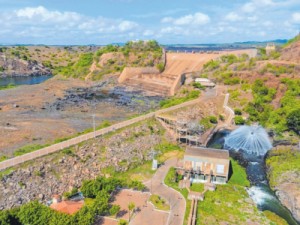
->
[149,194,170,211]
[160,90,200,108]
[0,83,17,90]
[190,183,204,193]
[228,159,250,187]
[263,210,288,225]
[266,148,300,188]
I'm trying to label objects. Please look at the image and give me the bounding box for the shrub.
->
[156,63,165,72]
[209,116,218,124]
[287,109,300,134]
[234,116,245,125]
[234,108,242,115]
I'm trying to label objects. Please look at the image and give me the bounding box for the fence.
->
[0,98,203,171]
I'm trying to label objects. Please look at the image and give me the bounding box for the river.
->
[0,75,53,87]
[207,129,299,225]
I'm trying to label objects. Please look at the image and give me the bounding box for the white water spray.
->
[224,125,272,156]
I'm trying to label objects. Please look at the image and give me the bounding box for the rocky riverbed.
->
[0,75,163,156]
[0,119,164,209]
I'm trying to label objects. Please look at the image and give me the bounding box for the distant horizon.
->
[0,1,299,45]
[0,38,289,47]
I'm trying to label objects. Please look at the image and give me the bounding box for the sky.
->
[0,0,300,45]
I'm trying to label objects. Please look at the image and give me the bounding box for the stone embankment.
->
[0,121,163,210]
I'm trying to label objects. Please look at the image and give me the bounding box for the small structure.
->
[181,147,230,184]
[266,43,276,55]
[50,195,84,215]
[194,78,215,88]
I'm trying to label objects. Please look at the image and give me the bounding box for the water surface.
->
[0,75,53,87]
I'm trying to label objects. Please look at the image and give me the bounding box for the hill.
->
[280,34,300,63]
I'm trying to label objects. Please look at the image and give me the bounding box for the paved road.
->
[144,158,186,225]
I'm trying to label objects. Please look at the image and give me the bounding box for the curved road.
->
[144,158,186,225]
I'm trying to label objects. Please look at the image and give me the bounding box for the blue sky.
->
[0,0,300,45]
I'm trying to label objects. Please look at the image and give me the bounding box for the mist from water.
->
[224,125,272,156]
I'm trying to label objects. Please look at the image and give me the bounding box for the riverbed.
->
[207,129,299,225]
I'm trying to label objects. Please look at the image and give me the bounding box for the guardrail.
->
[0,98,203,171]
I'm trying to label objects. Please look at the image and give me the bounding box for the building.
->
[195,78,215,87]
[266,43,276,55]
[50,195,84,215]
[182,146,230,184]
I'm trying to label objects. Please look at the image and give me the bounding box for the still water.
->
[0,75,53,87]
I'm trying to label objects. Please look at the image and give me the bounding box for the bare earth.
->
[0,76,144,156]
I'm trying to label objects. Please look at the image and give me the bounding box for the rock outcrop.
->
[0,53,51,77]
[274,171,300,222]
[0,121,163,209]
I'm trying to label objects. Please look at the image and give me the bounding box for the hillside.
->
[280,34,300,63]
[53,40,164,80]
[0,46,97,77]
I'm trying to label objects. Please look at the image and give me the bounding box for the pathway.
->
[144,158,186,225]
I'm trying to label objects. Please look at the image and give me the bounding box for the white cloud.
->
[118,21,138,31]
[0,6,141,43]
[161,12,210,26]
[225,12,242,22]
[292,12,300,23]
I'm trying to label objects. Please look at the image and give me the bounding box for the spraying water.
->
[224,125,272,156]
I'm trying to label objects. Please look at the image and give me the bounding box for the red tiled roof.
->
[50,200,84,215]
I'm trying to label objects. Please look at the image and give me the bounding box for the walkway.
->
[0,96,209,171]
[144,158,186,225]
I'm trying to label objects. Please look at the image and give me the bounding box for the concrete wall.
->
[118,67,160,83]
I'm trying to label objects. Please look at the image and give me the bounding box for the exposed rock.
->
[274,171,300,222]
[0,121,163,209]
[0,53,51,77]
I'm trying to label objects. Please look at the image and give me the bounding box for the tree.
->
[118,219,128,225]
[128,202,135,221]
[234,116,245,125]
[287,109,300,133]
[109,205,120,218]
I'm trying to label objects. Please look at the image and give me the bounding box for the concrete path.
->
[144,158,186,225]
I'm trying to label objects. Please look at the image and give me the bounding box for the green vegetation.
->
[283,34,300,47]
[287,109,300,134]
[234,116,245,125]
[228,159,250,187]
[199,117,215,130]
[10,120,112,157]
[190,183,204,192]
[263,211,289,225]
[54,52,93,79]
[0,83,16,90]
[260,63,295,76]
[0,176,142,225]
[164,167,190,225]
[266,148,300,188]
[159,90,200,108]
[14,144,50,157]
[149,194,170,211]
[196,159,271,225]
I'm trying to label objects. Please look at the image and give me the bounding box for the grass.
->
[10,121,112,157]
[0,83,17,90]
[228,158,250,187]
[263,210,289,225]
[149,194,170,211]
[159,90,200,109]
[164,167,190,225]
[190,183,204,193]
[266,148,300,188]
[196,159,270,225]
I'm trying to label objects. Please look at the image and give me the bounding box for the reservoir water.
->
[0,75,53,87]
[207,129,299,225]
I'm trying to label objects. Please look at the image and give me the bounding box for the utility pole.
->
[92,114,96,138]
